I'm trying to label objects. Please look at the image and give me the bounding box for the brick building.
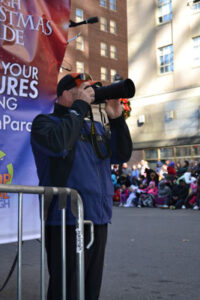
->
[59,0,128,85]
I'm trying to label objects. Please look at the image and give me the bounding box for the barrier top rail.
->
[0,184,72,195]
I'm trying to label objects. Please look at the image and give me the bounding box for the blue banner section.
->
[0,0,71,243]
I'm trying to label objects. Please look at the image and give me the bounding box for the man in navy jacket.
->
[31,74,132,300]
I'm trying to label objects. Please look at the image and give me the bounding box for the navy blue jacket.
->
[31,100,132,225]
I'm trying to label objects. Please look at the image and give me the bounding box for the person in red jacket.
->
[167,161,176,176]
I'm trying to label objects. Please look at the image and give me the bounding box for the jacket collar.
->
[53,103,69,116]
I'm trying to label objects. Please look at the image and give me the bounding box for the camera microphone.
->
[69,16,99,28]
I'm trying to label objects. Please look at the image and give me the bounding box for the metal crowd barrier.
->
[0,184,94,300]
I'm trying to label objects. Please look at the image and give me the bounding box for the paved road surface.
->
[0,207,200,300]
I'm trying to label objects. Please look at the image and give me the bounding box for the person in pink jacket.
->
[138,181,158,207]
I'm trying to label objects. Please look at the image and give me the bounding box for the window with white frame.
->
[192,0,200,10]
[158,45,174,73]
[110,20,117,34]
[158,0,172,24]
[110,69,117,82]
[76,36,84,51]
[100,67,108,81]
[76,8,84,22]
[76,61,84,73]
[100,0,107,8]
[110,45,117,59]
[110,0,116,10]
[100,42,108,57]
[100,17,108,31]
[193,36,200,65]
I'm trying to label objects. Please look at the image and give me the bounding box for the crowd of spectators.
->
[111,159,200,210]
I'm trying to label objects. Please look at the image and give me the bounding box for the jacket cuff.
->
[109,113,125,127]
[71,100,90,118]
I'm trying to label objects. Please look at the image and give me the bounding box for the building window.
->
[193,36,200,65]
[144,149,158,160]
[160,147,174,158]
[76,61,84,73]
[100,17,108,31]
[110,69,117,82]
[158,0,172,24]
[158,45,174,74]
[110,0,116,11]
[76,8,84,22]
[100,42,108,57]
[100,0,107,8]
[176,146,191,157]
[110,45,117,59]
[192,0,200,10]
[76,36,84,51]
[100,67,108,81]
[110,20,117,34]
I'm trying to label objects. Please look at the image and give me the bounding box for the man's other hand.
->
[105,99,123,119]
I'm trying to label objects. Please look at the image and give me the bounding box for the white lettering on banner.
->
[0,24,24,45]
[0,0,21,9]
[0,61,39,99]
[0,114,32,132]
[0,0,53,46]
[0,96,18,110]
[0,75,38,99]
[2,61,38,79]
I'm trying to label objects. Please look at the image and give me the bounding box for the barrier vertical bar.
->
[76,195,85,300]
[61,208,66,300]
[40,194,45,300]
[17,193,23,300]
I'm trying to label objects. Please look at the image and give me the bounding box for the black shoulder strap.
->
[89,107,112,160]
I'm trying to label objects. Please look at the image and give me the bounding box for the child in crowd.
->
[145,169,159,186]
[170,179,189,209]
[176,160,189,177]
[190,178,200,210]
[156,180,172,208]
[137,181,158,208]
[111,173,119,191]
[181,179,197,209]
[123,184,139,207]
[119,184,130,207]
[167,161,176,176]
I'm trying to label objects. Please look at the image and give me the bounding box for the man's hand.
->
[76,82,95,105]
[57,82,95,108]
[105,99,123,119]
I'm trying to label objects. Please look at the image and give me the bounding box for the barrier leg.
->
[61,208,66,300]
[17,193,23,300]
[40,194,45,300]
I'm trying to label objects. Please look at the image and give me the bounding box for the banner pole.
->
[17,193,23,300]
[40,194,45,300]
[61,208,66,300]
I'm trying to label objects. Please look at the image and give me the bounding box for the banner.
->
[0,0,71,244]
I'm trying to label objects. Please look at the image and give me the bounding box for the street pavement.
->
[0,206,200,300]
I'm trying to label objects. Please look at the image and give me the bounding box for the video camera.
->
[57,73,136,104]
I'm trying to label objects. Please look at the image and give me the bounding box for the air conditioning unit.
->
[138,114,145,124]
